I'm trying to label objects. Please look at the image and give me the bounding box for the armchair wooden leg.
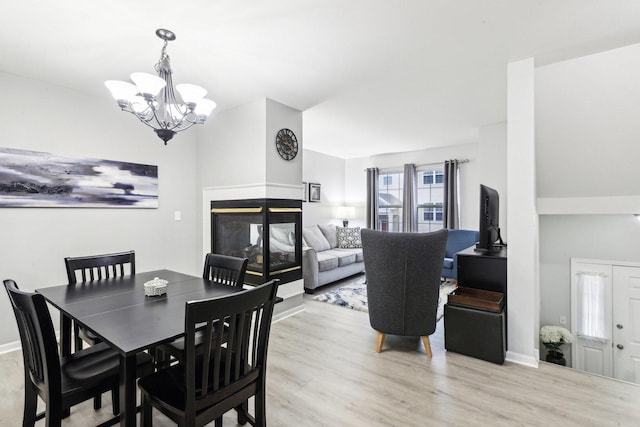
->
[422,336,433,358]
[376,332,386,353]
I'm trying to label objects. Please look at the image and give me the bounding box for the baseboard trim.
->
[273,304,305,323]
[505,350,539,368]
[0,340,21,355]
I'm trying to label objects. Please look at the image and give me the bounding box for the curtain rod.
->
[364,158,469,171]
[417,158,469,168]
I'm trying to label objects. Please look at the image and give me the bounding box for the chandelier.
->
[105,29,216,144]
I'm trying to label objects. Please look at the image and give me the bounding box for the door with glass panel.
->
[571,259,640,384]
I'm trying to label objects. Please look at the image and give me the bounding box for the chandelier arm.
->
[135,113,164,130]
[172,120,197,133]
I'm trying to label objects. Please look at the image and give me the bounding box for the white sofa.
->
[302,224,365,293]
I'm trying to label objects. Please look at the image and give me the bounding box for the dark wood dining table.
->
[37,269,244,427]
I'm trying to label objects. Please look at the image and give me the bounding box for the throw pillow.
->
[303,225,331,252]
[337,226,362,248]
[318,224,338,248]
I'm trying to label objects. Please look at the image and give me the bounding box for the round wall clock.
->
[275,128,298,161]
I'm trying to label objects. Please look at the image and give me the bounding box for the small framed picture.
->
[309,183,321,202]
[302,182,308,202]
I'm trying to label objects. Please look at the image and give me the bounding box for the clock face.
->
[276,128,298,161]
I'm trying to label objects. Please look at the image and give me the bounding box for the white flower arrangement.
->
[540,325,574,356]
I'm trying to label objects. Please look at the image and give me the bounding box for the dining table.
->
[37,269,244,427]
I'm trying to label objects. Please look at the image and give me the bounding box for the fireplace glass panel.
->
[269,223,297,273]
[213,213,264,276]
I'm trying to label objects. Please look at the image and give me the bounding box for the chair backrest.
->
[183,279,279,417]
[3,280,61,401]
[202,253,248,287]
[361,229,448,337]
[65,250,135,284]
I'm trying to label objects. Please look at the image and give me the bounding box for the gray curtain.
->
[402,163,417,232]
[443,159,459,229]
[366,167,379,230]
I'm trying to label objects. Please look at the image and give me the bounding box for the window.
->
[422,171,444,185]
[423,207,443,222]
[377,172,403,232]
[374,166,445,232]
[417,168,444,232]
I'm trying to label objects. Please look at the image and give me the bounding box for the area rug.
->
[312,280,457,321]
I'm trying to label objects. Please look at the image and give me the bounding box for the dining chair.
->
[154,253,248,367]
[203,252,249,285]
[139,279,279,427]
[64,250,135,412]
[64,250,136,351]
[361,228,448,359]
[3,279,153,427]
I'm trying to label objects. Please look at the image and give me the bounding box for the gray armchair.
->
[361,228,448,358]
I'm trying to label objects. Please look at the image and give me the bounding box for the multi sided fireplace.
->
[211,198,302,285]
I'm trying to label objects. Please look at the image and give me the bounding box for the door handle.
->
[617,344,624,350]
[616,324,623,329]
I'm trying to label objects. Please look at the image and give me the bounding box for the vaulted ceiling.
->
[2,1,640,158]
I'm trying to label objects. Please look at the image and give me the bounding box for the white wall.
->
[197,97,303,190]
[535,43,640,367]
[266,98,303,187]
[196,99,267,189]
[478,122,508,241]
[536,43,640,198]
[302,149,346,227]
[0,71,200,347]
[506,58,539,367]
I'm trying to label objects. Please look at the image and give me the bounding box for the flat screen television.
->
[475,184,505,253]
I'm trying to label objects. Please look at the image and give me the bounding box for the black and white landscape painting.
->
[0,147,158,208]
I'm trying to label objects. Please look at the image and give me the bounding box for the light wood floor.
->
[2,274,640,426]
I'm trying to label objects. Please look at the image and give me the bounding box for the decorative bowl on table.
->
[144,277,168,296]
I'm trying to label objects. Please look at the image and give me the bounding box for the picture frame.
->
[302,181,308,202]
[0,147,158,208]
[309,183,321,202]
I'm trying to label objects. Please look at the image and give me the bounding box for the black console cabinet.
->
[457,246,507,296]
[444,246,507,364]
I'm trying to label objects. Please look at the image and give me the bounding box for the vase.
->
[545,352,566,366]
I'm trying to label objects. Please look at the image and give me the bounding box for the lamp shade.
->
[176,83,208,104]
[335,206,356,219]
[130,72,166,97]
[104,80,138,102]
[194,98,217,117]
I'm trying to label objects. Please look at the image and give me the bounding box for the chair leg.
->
[422,336,433,358]
[236,401,249,425]
[255,388,266,427]
[112,386,120,415]
[74,323,83,352]
[23,381,38,426]
[94,394,102,410]
[140,393,152,427]
[45,394,63,427]
[376,332,386,353]
[215,417,223,427]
